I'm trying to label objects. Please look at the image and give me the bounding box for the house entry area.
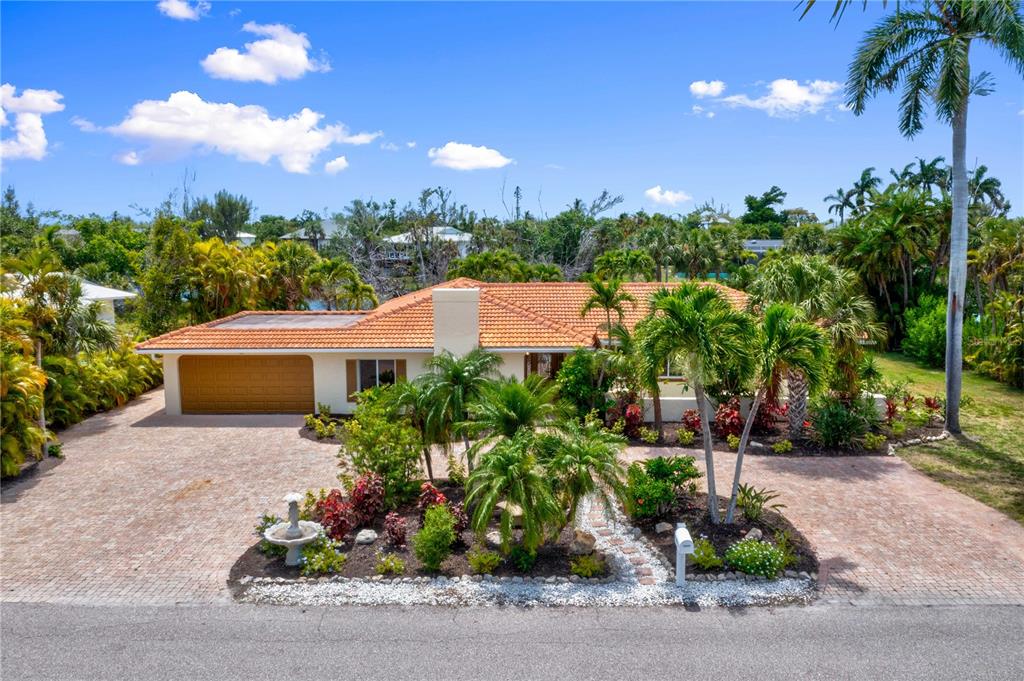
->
[524,352,566,380]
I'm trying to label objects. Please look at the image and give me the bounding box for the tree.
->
[188,190,252,241]
[850,168,882,215]
[739,186,788,236]
[308,259,377,310]
[421,348,501,472]
[844,0,1024,432]
[267,240,319,310]
[592,249,656,282]
[447,249,562,282]
[388,378,439,482]
[824,187,855,224]
[724,304,827,523]
[640,283,754,523]
[463,374,565,448]
[581,279,636,346]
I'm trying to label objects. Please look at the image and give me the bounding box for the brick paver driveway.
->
[1,389,338,605]
[3,389,1023,606]
[627,446,1024,605]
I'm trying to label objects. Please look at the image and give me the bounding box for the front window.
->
[359,359,397,391]
[662,354,687,380]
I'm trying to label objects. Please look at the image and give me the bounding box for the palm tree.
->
[270,240,319,310]
[308,259,378,310]
[632,316,668,439]
[580,279,636,346]
[462,374,565,447]
[845,0,1024,432]
[724,304,827,523]
[388,378,439,482]
[851,167,882,215]
[464,431,563,553]
[824,187,856,225]
[641,283,755,524]
[968,164,1009,216]
[421,348,501,472]
[538,418,627,527]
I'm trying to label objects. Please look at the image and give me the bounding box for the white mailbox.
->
[674,523,695,586]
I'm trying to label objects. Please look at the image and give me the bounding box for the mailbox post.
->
[674,523,695,586]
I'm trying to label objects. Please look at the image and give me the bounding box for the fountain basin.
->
[264,520,323,566]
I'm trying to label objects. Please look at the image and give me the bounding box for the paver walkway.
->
[3,389,1023,606]
[625,446,1024,605]
[1,389,338,605]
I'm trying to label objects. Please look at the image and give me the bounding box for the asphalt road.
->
[2,601,1022,680]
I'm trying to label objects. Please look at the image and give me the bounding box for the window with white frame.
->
[358,359,397,391]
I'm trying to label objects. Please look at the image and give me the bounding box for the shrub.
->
[375,552,406,576]
[312,489,356,542]
[902,295,947,368]
[350,472,385,525]
[570,553,607,578]
[725,539,785,578]
[638,427,659,444]
[383,511,407,546]
[609,418,626,435]
[314,419,337,440]
[507,545,537,572]
[446,453,467,487]
[861,432,887,450]
[713,398,744,438]
[341,389,422,507]
[623,403,643,439]
[810,397,871,447]
[625,462,675,518]
[448,501,469,535]
[556,348,610,417]
[774,530,798,570]
[643,456,701,491]
[752,400,786,434]
[736,484,785,522]
[727,434,740,451]
[255,513,287,558]
[691,537,723,570]
[467,547,502,575]
[412,504,456,571]
[300,536,347,576]
[890,419,907,437]
[676,428,695,446]
[771,439,793,454]
[417,482,448,519]
[681,409,702,434]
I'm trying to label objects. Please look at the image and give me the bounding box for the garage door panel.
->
[180,355,314,414]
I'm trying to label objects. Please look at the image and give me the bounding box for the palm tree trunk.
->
[693,383,719,524]
[725,389,763,524]
[651,381,663,440]
[462,434,473,474]
[945,98,969,434]
[786,368,808,438]
[422,446,434,483]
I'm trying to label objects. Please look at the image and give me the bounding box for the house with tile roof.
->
[136,278,748,417]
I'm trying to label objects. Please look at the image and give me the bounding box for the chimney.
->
[432,288,480,356]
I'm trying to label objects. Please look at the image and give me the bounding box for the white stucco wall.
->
[495,352,526,380]
[328,352,432,414]
[432,288,480,357]
[161,353,182,416]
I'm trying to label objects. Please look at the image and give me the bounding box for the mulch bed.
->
[633,492,818,575]
[228,482,579,589]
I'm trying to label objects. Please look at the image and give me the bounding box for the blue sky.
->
[2,1,1022,222]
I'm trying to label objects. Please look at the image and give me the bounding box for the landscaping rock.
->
[354,529,378,545]
[485,530,503,547]
[655,522,674,534]
[570,530,597,555]
[743,528,763,541]
[750,441,766,449]
[495,501,524,528]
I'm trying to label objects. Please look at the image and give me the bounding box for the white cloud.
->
[0,84,65,161]
[105,91,370,173]
[324,156,348,174]
[116,150,141,166]
[157,0,209,21]
[339,130,381,145]
[380,141,400,151]
[427,141,512,170]
[70,116,99,132]
[544,163,565,170]
[691,105,715,119]
[721,79,841,117]
[405,141,417,149]
[201,22,330,84]
[689,80,726,98]
[644,185,692,206]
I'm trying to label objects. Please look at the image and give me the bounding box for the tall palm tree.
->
[633,316,668,439]
[724,304,827,523]
[537,418,627,527]
[845,0,1024,432]
[641,283,755,524]
[421,347,501,472]
[851,167,882,215]
[824,187,856,225]
[580,278,636,346]
[388,378,439,482]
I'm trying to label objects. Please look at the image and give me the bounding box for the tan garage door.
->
[179,355,314,414]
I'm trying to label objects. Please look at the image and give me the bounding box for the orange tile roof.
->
[136,279,748,352]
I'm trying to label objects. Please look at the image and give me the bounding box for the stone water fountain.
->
[263,493,323,566]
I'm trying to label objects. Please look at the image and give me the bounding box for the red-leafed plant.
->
[923,396,942,413]
[448,501,469,535]
[681,409,703,434]
[314,489,356,542]
[383,511,407,546]
[713,398,744,438]
[351,472,385,526]
[623,403,643,439]
[417,482,448,520]
[884,398,900,422]
[752,399,785,434]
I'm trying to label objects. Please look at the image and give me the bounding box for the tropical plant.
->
[569,553,607,578]
[412,502,457,571]
[580,278,637,346]
[462,374,566,463]
[466,546,502,574]
[725,539,785,578]
[735,484,786,522]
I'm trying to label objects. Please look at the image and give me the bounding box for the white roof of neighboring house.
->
[744,239,784,253]
[384,225,471,245]
[281,218,346,241]
[81,280,136,301]
[236,231,256,239]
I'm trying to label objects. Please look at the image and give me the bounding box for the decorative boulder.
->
[495,501,524,528]
[354,528,378,545]
[743,527,763,541]
[570,530,597,555]
[655,522,674,534]
[485,530,503,547]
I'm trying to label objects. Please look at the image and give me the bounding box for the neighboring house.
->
[280,218,347,250]
[381,224,472,261]
[80,280,137,325]
[235,231,256,247]
[743,239,783,259]
[136,278,748,417]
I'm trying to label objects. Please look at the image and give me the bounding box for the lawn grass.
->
[874,352,1024,524]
